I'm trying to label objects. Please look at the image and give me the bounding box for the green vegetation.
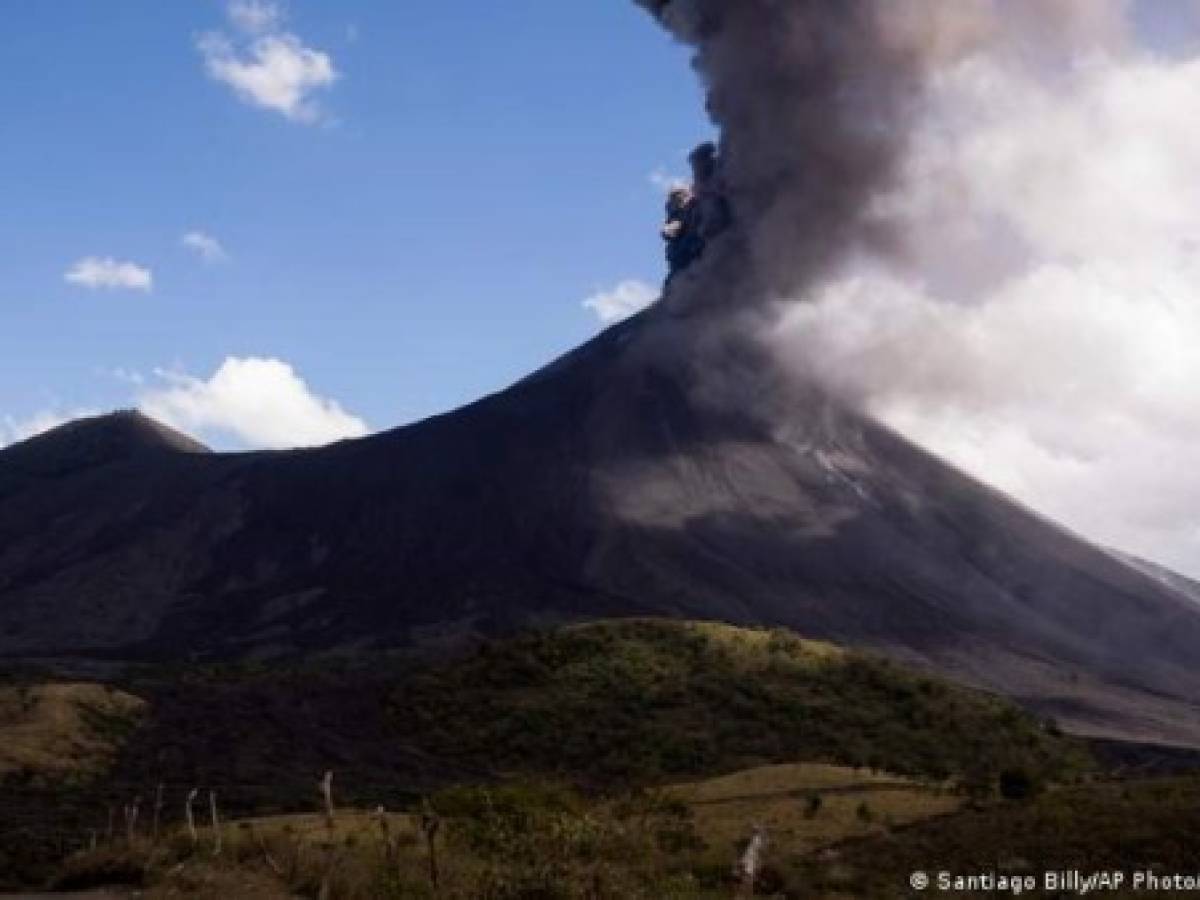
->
[0,683,147,886]
[0,619,1105,891]
[390,620,1092,787]
[53,787,713,898]
[51,765,956,898]
[798,776,1200,898]
[47,771,1200,898]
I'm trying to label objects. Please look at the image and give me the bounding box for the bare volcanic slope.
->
[2,309,1200,745]
[0,408,209,481]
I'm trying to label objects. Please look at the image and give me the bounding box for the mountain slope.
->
[1118,552,1200,608]
[0,409,208,483]
[2,308,1200,745]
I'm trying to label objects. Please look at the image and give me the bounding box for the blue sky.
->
[1,1,708,448]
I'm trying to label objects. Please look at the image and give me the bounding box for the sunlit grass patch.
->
[0,683,145,781]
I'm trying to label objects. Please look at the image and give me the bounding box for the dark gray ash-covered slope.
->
[2,308,1200,746]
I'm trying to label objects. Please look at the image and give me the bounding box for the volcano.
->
[2,306,1200,746]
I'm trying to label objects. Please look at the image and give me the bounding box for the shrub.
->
[804,793,823,819]
[999,767,1041,801]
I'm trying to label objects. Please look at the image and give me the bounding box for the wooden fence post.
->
[374,805,398,867]
[124,796,141,843]
[152,782,164,843]
[319,770,335,831]
[420,799,441,891]
[209,790,222,855]
[185,788,199,845]
[734,825,767,897]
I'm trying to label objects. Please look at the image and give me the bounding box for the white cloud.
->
[228,0,283,35]
[198,3,337,124]
[138,356,369,450]
[64,257,153,292]
[771,24,1200,577]
[181,230,228,263]
[583,279,658,324]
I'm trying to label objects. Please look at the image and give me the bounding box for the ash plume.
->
[636,0,991,308]
[635,0,1130,311]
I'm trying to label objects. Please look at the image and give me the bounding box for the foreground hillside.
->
[100,620,1095,795]
[0,620,1091,888]
[52,764,963,898]
[4,309,1200,747]
[49,774,1200,898]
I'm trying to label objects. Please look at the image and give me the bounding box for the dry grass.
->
[242,810,412,836]
[109,765,959,898]
[669,762,962,864]
[53,773,1200,899]
[0,683,145,779]
[667,762,906,803]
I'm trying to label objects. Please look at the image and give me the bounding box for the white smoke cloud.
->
[771,9,1200,576]
[198,1,337,124]
[64,257,153,292]
[138,357,369,450]
[583,280,659,324]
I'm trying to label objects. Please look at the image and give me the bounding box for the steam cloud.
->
[637,1,1200,576]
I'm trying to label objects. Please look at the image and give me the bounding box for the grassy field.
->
[51,763,964,898]
[668,763,962,870]
[47,768,1200,898]
[0,683,144,781]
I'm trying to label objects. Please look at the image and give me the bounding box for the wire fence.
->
[1,774,433,875]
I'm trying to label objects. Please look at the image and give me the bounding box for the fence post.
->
[209,790,222,855]
[124,796,141,844]
[320,770,335,831]
[152,782,164,843]
[374,805,397,867]
[420,799,441,891]
[735,824,767,897]
[185,788,199,845]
